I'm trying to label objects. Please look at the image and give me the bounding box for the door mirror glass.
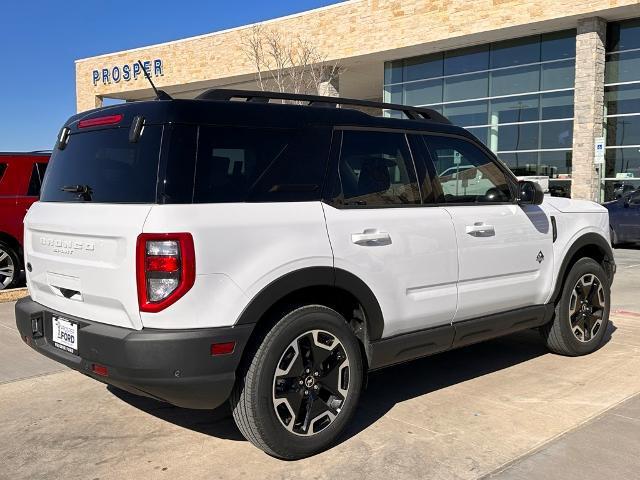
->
[519,180,544,205]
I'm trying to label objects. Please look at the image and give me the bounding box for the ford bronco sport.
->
[15,90,615,459]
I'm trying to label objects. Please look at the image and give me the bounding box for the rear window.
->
[41,126,162,203]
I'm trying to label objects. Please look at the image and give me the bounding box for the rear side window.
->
[193,126,328,203]
[41,126,162,203]
[0,163,6,183]
[424,135,513,203]
[335,130,420,206]
[27,163,48,197]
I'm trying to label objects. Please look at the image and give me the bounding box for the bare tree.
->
[240,25,342,98]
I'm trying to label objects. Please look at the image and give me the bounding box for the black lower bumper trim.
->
[15,297,254,409]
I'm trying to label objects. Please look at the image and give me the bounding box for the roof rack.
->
[195,89,451,124]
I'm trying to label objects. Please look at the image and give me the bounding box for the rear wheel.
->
[0,242,20,290]
[541,258,610,356]
[230,305,363,459]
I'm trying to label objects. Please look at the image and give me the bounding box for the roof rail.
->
[195,89,450,124]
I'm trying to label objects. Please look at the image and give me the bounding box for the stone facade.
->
[75,0,640,112]
[571,17,607,201]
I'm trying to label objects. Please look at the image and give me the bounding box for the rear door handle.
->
[465,223,495,237]
[351,230,391,245]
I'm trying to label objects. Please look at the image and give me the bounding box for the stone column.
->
[571,17,607,201]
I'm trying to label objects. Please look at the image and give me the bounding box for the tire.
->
[230,305,364,459]
[541,257,610,356]
[0,241,20,290]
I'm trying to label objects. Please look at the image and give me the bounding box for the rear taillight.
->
[78,114,123,128]
[136,233,195,313]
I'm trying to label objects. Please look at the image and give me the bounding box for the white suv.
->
[16,90,615,459]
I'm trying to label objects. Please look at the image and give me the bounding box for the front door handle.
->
[351,229,391,245]
[465,223,495,237]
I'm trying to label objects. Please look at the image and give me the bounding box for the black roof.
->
[63,89,471,139]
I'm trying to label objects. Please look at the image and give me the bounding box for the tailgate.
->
[25,202,151,329]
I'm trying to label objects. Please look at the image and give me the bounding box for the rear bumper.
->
[15,297,254,409]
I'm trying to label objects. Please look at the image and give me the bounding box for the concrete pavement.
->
[0,247,639,479]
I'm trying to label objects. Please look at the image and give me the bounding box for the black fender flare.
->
[234,266,385,340]
[551,232,615,302]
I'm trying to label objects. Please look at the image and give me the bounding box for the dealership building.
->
[75,0,640,201]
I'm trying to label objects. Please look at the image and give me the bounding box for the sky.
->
[0,0,343,151]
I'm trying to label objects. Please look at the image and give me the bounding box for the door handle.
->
[465,223,495,237]
[351,229,391,245]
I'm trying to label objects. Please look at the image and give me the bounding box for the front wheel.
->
[541,257,611,356]
[230,305,363,459]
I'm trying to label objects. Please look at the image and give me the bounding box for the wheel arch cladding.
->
[553,232,615,302]
[234,266,385,341]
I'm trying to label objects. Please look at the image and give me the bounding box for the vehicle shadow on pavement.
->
[107,323,617,448]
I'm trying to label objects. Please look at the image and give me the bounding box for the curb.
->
[0,288,28,304]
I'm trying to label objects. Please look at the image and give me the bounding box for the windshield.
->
[40,126,162,203]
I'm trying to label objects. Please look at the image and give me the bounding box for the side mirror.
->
[519,180,544,205]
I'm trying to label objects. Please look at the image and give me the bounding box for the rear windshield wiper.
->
[61,184,93,201]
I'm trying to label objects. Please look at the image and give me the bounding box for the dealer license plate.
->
[52,316,78,354]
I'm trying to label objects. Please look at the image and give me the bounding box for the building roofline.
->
[75,0,358,63]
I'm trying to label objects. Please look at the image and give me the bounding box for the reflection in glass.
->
[444,73,488,102]
[607,19,640,52]
[605,50,640,84]
[404,54,443,82]
[541,60,575,90]
[541,91,574,119]
[444,101,488,127]
[491,36,540,68]
[605,147,640,178]
[541,30,576,61]
[497,152,538,176]
[383,84,402,104]
[444,45,489,75]
[490,64,540,96]
[404,79,443,106]
[605,84,640,116]
[497,123,539,151]
[384,60,403,84]
[606,116,640,146]
[490,95,539,123]
[540,121,574,149]
[540,151,573,177]
[465,127,489,146]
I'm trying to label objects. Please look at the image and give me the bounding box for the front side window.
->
[425,135,513,203]
[336,130,420,206]
[0,163,6,184]
[27,163,48,197]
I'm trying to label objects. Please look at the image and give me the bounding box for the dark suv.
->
[0,152,49,289]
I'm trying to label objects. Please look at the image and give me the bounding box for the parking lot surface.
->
[1,248,639,480]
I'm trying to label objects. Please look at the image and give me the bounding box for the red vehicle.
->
[0,152,50,289]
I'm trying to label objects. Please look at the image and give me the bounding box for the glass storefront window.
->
[384,29,576,182]
[444,101,488,127]
[490,95,539,123]
[404,54,443,82]
[604,50,640,84]
[490,64,540,96]
[542,31,576,61]
[444,72,488,102]
[605,147,640,178]
[605,84,640,115]
[491,36,540,68]
[540,150,572,177]
[541,91,574,119]
[496,123,539,151]
[444,45,489,75]
[549,180,572,198]
[540,120,573,149]
[606,116,640,146]
[404,78,443,106]
[607,19,640,52]
[603,179,640,202]
[498,152,538,176]
[541,60,575,90]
